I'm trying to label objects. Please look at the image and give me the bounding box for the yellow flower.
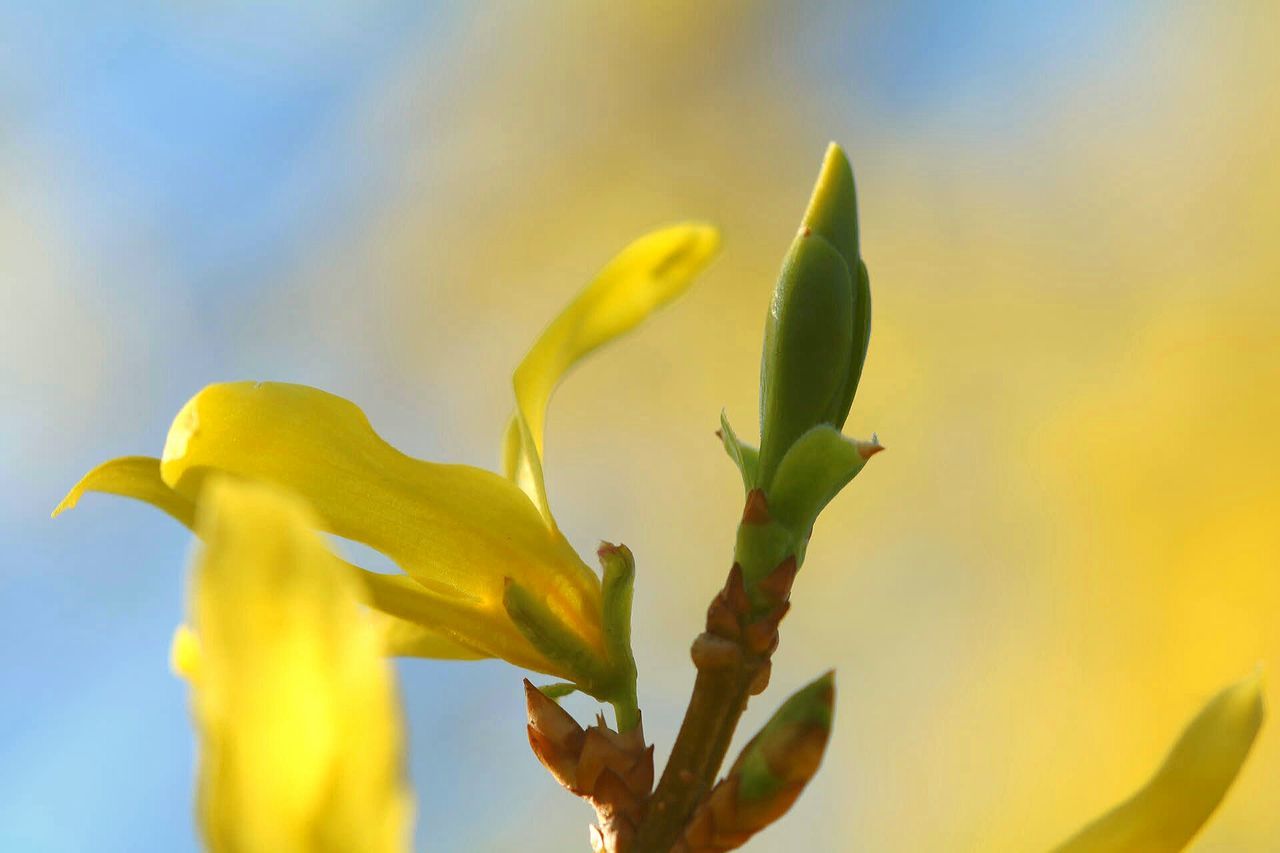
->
[1052,672,1264,853]
[174,477,413,853]
[54,224,719,701]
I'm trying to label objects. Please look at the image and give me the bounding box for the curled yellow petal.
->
[53,456,195,526]
[187,478,412,853]
[1052,672,1265,853]
[159,380,605,679]
[504,223,720,529]
[56,453,490,665]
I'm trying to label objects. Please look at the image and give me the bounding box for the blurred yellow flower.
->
[1053,673,1264,853]
[172,477,413,853]
[54,223,719,698]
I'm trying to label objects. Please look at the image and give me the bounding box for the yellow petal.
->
[56,454,490,665]
[375,610,484,660]
[53,456,195,526]
[356,569,564,668]
[159,380,605,678]
[1051,672,1265,853]
[188,477,412,853]
[505,223,720,529]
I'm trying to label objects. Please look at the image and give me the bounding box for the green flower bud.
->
[758,143,871,487]
[679,673,837,850]
[732,670,835,804]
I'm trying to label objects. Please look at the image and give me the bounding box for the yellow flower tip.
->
[51,486,80,519]
[52,456,195,526]
[670,221,721,267]
[1053,671,1266,853]
[506,223,722,528]
[1215,666,1266,736]
[51,457,128,518]
[169,624,201,681]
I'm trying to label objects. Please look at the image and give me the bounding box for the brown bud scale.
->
[756,556,798,606]
[523,680,654,852]
[741,489,770,525]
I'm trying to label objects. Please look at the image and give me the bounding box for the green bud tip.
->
[801,142,859,271]
[768,669,835,731]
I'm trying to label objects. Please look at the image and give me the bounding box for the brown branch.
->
[632,557,796,852]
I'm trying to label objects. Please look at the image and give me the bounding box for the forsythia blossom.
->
[55,224,719,708]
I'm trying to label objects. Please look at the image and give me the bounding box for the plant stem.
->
[633,649,765,851]
[611,681,642,733]
[634,491,796,851]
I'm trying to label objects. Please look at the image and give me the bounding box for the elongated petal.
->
[53,456,195,526]
[159,381,605,677]
[188,478,412,853]
[377,615,485,660]
[1052,673,1265,853]
[504,224,720,529]
[56,454,489,664]
[356,569,553,669]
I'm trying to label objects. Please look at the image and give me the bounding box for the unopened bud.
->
[758,143,870,487]
[678,672,836,852]
[732,670,834,803]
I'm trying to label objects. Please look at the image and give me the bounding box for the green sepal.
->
[503,577,610,693]
[537,682,579,701]
[734,671,836,802]
[598,543,641,732]
[719,410,759,493]
[599,543,635,666]
[767,425,881,540]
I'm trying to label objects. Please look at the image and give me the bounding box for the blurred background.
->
[3,2,1278,850]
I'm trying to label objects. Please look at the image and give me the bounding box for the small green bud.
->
[678,672,836,850]
[758,143,871,487]
[598,543,640,732]
[732,671,836,803]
